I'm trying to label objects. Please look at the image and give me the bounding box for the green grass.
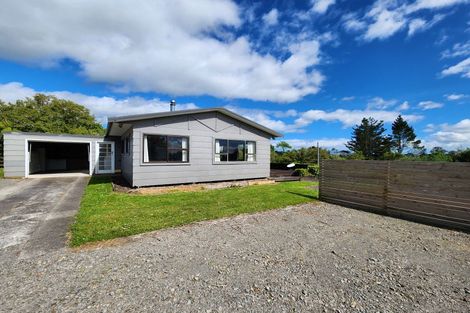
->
[0,168,3,178]
[70,176,317,246]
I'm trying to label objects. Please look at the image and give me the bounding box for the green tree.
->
[0,94,104,135]
[276,141,292,153]
[1,94,105,165]
[391,115,422,154]
[346,117,391,160]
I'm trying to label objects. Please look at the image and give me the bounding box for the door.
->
[96,142,115,174]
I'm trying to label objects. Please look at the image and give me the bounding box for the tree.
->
[391,115,422,154]
[1,94,105,164]
[346,117,391,159]
[0,94,104,135]
[276,141,292,153]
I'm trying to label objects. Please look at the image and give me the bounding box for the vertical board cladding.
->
[2,132,107,178]
[129,112,272,187]
[3,133,26,177]
[320,160,470,231]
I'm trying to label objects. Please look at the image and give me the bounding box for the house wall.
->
[129,111,272,187]
[2,132,106,178]
[119,128,134,185]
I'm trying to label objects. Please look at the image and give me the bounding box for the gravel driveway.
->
[1,202,469,312]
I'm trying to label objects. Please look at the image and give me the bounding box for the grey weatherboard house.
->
[3,107,282,187]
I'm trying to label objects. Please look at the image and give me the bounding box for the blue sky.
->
[0,0,469,150]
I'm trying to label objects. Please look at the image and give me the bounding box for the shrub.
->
[293,164,320,177]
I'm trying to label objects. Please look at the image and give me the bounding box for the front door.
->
[96,142,115,174]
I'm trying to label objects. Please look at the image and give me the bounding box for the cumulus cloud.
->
[0,82,197,124]
[0,0,325,103]
[294,108,423,128]
[274,138,349,150]
[418,100,444,110]
[262,9,279,26]
[311,0,336,14]
[442,57,470,78]
[425,119,470,150]
[341,96,355,101]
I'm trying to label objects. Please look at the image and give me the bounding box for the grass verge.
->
[0,168,3,178]
[70,176,317,246]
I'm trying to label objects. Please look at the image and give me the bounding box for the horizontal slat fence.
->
[320,160,470,231]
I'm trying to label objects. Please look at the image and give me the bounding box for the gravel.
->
[1,202,469,312]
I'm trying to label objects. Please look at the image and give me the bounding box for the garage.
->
[29,141,90,175]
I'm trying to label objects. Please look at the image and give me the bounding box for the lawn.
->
[0,167,3,178]
[70,176,317,246]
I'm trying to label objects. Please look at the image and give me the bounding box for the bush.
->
[293,164,320,177]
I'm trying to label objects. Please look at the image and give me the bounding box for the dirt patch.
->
[112,175,276,195]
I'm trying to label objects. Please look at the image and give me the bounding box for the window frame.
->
[142,134,190,164]
[214,138,257,164]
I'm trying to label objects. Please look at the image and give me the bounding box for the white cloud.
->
[407,15,444,36]
[445,93,467,100]
[442,57,470,78]
[425,118,470,150]
[295,108,423,128]
[262,9,279,26]
[418,100,444,110]
[0,0,325,103]
[364,5,407,41]
[406,0,469,12]
[349,0,465,41]
[397,101,410,110]
[441,40,470,58]
[341,96,355,101]
[0,82,197,124]
[311,0,336,14]
[342,13,367,32]
[367,97,397,109]
[275,138,349,150]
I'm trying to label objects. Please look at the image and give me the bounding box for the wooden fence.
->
[319,160,470,231]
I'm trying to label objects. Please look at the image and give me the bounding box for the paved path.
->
[0,177,88,258]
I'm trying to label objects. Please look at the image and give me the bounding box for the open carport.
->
[29,141,90,175]
[2,132,115,178]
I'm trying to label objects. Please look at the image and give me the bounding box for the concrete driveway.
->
[0,177,89,258]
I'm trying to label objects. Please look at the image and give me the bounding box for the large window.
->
[143,135,189,163]
[215,139,256,162]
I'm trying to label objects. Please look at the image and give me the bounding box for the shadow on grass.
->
[286,191,318,200]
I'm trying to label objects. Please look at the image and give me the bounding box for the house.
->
[3,107,282,187]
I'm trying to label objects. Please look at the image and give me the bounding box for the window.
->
[143,134,189,163]
[122,136,131,155]
[215,139,256,162]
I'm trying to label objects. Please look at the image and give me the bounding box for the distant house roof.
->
[106,107,283,138]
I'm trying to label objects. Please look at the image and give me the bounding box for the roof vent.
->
[170,100,176,111]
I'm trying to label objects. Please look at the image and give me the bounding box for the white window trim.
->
[212,138,257,165]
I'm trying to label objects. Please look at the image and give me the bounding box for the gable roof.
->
[106,107,283,138]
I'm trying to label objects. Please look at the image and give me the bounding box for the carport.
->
[28,141,90,175]
[2,132,115,178]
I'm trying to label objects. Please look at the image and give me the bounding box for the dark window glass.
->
[147,135,167,161]
[168,136,183,149]
[144,135,189,163]
[228,140,245,161]
[168,150,183,161]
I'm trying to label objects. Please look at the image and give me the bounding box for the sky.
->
[0,0,469,151]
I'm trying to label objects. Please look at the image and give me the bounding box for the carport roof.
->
[3,131,104,139]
